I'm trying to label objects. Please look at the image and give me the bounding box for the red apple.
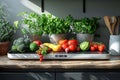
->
[33,40,42,46]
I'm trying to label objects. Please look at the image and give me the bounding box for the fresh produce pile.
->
[11,38,106,62]
[36,39,106,61]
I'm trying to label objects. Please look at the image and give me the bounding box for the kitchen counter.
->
[0,55,120,70]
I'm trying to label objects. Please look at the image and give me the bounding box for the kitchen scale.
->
[8,52,110,60]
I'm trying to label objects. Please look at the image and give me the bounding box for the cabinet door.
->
[56,72,120,80]
[0,72,54,80]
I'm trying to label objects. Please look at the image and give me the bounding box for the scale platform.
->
[8,52,110,60]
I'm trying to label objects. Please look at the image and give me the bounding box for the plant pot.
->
[76,33,94,43]
[49,34,66,44]
[0,41,10,55]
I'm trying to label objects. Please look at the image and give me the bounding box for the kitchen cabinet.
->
[1,72,120,80]
[56,72,120,80]
[0,72,55,80]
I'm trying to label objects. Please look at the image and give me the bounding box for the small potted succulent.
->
[43,15,73,44]
[72,17,100,43]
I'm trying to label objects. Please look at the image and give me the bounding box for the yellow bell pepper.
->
[43,43,62,52]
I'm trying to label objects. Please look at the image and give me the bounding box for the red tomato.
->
[33,40,42,46]
[39,54,43,62]
[98,44,105,52]
[90,46,96,51]
[69,44,77,52]
[101,44,106,49]
[65,47,70,53]
[68,39,78,46]
[59,39,68,45]
[62,43,69,50]
[93,44,98,50]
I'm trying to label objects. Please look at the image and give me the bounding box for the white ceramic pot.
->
[109,35,120,55]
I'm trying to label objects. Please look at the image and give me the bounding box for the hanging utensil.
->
[104,16,113,35]
[114,16,120,35]
[110,16,117,35]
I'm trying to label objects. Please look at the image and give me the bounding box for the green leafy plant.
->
[0,19,16,42]
[73,17,100,34]
[43,15,73,34]
[16,12,47,36]
[0,4,16,42]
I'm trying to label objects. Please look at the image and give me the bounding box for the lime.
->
[30,43,39,52]
[80,41,90,51]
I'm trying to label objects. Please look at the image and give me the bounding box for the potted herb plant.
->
[43,15,73,44]
[16,12,46,41]
[72,17,100,43]
[0,4,16,55]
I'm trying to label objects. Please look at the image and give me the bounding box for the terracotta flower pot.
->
[0,41,10,55]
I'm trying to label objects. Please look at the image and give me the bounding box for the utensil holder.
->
[109,35,120,55]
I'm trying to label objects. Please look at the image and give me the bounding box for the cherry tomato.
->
[62,43,69,50]
[101,44,106,49]
[39,54,43,62]
[68,39,78,46]
[59,39,68,45]
[98,44,105,52]
[69,44,77,52]
[93,44,98,50]
[65,47,70,53]
[90,46,96,51]
[33,40,42,46]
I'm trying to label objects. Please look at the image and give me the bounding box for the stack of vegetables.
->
[36,39,106,61]
[11,37,106,62]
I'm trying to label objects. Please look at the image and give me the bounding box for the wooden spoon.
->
[111,16,117,35]
[115,16,120,35]
[104,16,113,35]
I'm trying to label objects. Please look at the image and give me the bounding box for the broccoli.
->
[11,37,31,53]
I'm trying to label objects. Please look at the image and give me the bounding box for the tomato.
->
[33,40,42,46]
[101,44,106,49]
[59,39,68,45]
[68,39,78,46]
[69,44,77,52]
[90,46,96,51]
[62,43,69,50]
[98,44,105,52]
[39,54,43,62]
[93,44,98,50]
[65,47,70,53]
